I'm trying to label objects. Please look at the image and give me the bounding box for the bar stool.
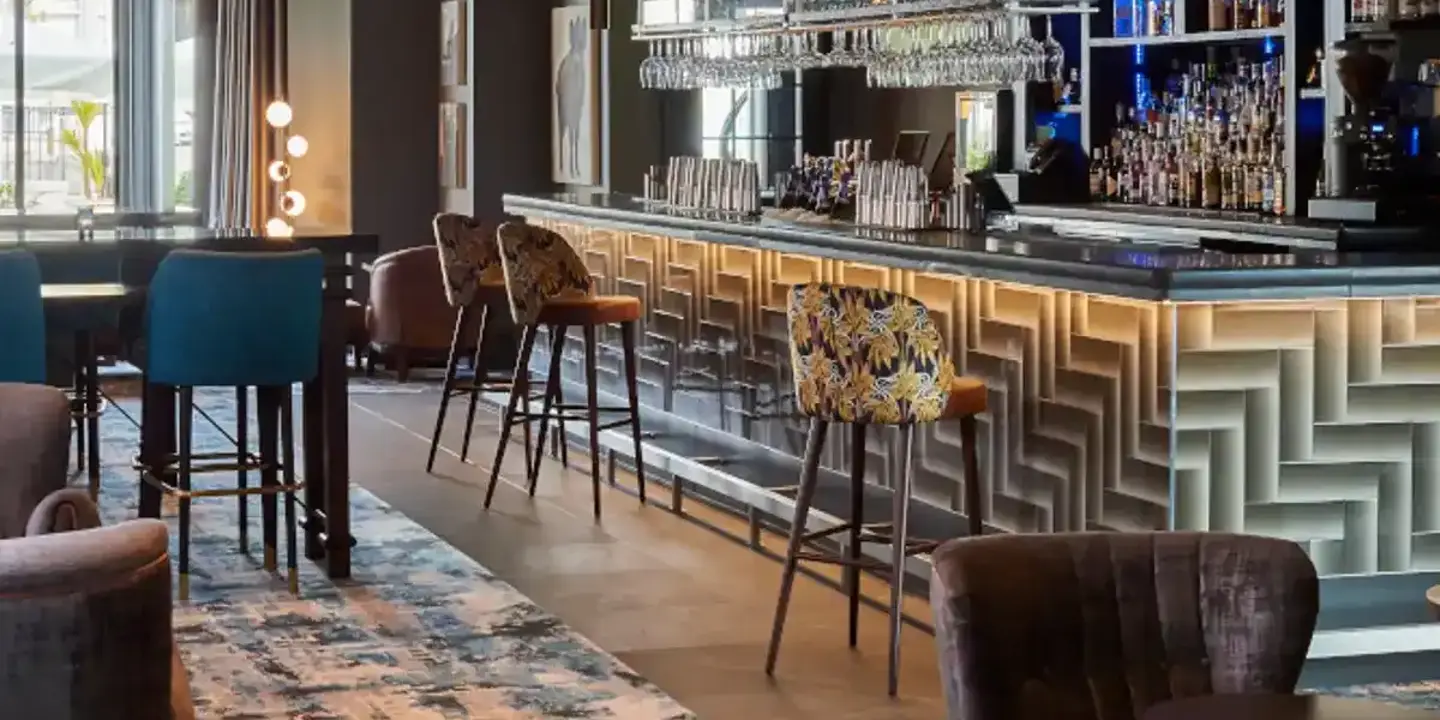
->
[765,283,985,696]
[139,249,324,600]
[428,214,544,474]
[0,251,46,385]
[483,221,646,518]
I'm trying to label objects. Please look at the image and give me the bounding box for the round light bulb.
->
[286,134,309,158]
[264,217,293,238]
[280,190,307,217]
[267,160,290,182]
[265,100,293,128]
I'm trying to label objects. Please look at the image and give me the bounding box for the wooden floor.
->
[347,390,948,720]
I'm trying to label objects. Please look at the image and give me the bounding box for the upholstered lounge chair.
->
[0,382,72,538]
[0,489,195,719]
[929,532,1319,720]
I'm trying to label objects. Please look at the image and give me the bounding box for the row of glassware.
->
[638,13,1066,90]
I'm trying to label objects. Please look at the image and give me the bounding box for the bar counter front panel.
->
[507,193,1440,579]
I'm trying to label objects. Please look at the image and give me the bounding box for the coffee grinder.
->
[1310,35,1440,223]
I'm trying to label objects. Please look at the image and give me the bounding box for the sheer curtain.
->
[205,0,277,228]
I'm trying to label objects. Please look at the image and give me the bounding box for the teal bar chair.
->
[141,249,324,600]
[0,250,46,385]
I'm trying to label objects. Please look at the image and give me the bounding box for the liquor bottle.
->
[1209,0,1231,30]
[1090,149,1107,200]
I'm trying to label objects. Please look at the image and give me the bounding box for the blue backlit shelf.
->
[1090,26,1284,47]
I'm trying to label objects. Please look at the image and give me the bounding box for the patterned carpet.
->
[91,387,694,719]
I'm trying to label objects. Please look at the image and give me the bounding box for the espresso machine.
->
[1310,37,1440,224]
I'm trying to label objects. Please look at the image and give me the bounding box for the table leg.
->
[320,277,352,578]
[138,379,175,519]
[302,377,325,561]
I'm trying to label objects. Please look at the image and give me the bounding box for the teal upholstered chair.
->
[142,249,324,599]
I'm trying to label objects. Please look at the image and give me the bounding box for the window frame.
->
[6,0,200,227]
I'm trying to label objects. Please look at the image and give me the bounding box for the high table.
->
[16,228,378,579]
[1144,694,1439,719]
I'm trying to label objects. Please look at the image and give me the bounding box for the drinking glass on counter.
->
[661,156,762,215]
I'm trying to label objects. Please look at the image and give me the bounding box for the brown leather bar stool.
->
[429,214,542,474]
[765,283,985,697]
[483,221,646,519]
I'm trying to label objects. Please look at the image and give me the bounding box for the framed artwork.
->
[440,0,467,86]
[551,5,600,186]
[439,101,467,189]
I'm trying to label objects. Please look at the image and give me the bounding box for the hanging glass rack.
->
[634,0,1095,89]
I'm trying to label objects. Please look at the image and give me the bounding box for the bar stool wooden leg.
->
[460,305,488,465]
[258,386,280,573]
[529,325,568,495]
[847,422,867,648]
[483,325,538,509]
[887,424,916,697]
[961,415,982,537]
[621,320,647,504]
[765,417,829,676]
[428,306,471,473]
[280,385,299,595]
[582,324,603,520]
[73,333,85,475]
[177,386,194,601]
[82,332,99,496]
[237,388,249,552]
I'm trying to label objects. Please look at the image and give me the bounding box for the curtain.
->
[206,0,276,229]
[114,0,168,214]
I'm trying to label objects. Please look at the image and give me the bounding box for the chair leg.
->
[765,417,829,676]
[82,333,100,497]
[620,320,647,505]
[529,325,568,495]
[237,387,249,552]
[483,325,539,509]
[582,324,603,520]
[394,349,411,383]
[280,384,299,595]
[847,422,867,648]
[460,305,489,465]
[961,414,982,537]
[73,332,85,475]
[177,386,194,602]
[257,386,280,573]
[428,307,471,473]
[887,424,916,697]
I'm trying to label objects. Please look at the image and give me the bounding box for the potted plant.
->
[59,99,107,206]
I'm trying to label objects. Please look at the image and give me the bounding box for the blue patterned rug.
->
[91,388,694,719]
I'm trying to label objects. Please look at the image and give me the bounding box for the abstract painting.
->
[440,101,467,189]
[551,5,599,186]
[440,0,467,86]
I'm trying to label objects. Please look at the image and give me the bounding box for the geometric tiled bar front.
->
[511,193,1440,579]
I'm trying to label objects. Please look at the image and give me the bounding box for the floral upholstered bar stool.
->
[483,221,647,519]
[428,214,542,474]
[765,283,986,697]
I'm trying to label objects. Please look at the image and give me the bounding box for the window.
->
[0,0,196,223]
[700,83,801,180]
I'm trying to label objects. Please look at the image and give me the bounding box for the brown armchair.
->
[0,489,194,719]
[929,532,1319,720]
[365,246,474,381]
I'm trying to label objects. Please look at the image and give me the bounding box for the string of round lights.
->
[263,99,307,238]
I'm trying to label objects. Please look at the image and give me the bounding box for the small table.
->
[1144,694,1439,720]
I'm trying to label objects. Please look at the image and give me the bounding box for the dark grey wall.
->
[823,71,955,161]
[351,0,442,253]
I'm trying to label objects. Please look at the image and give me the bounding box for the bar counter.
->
[505,190,1440,579]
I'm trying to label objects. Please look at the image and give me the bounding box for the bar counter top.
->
[504,191,1440,302]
